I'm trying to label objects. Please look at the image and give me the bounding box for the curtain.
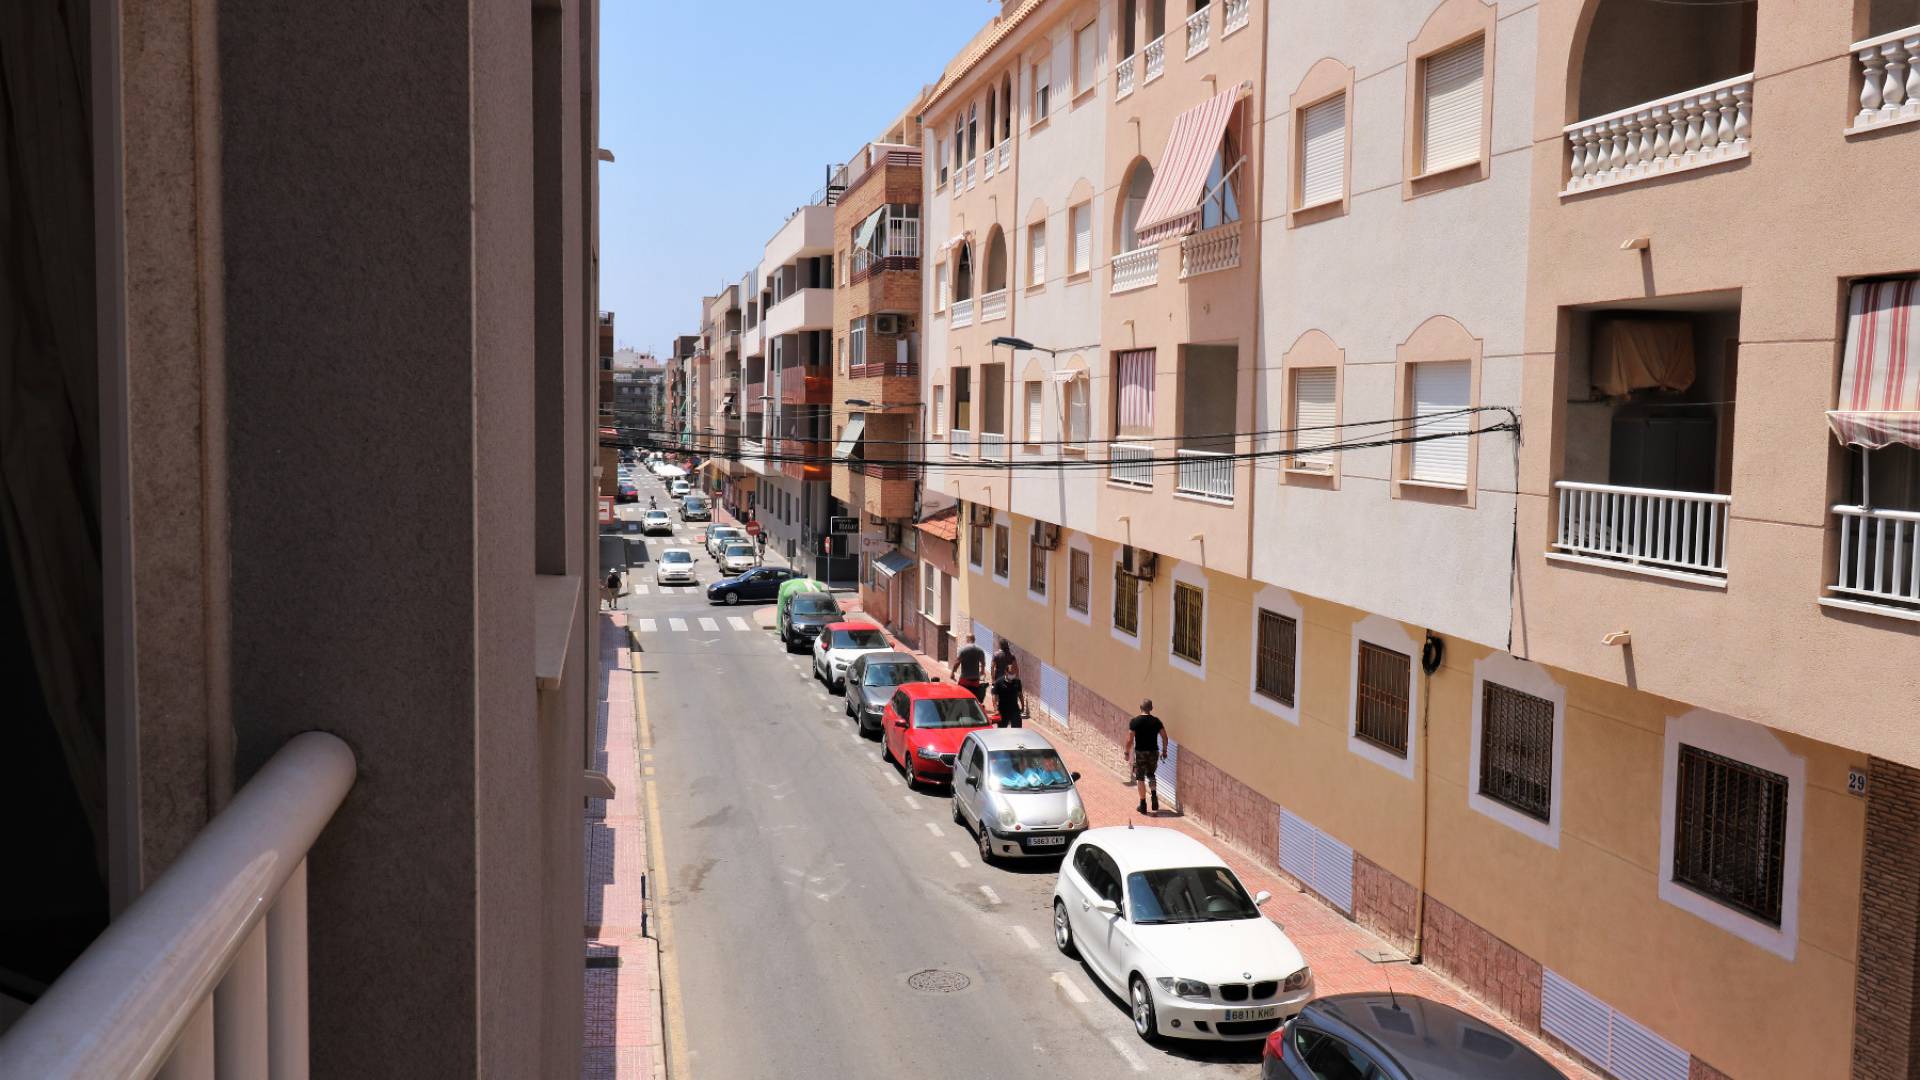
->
[1591,318,1695,397]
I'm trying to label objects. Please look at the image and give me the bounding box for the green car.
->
[775,579,839,651]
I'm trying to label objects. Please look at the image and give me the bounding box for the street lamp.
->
[990,336,1099,357]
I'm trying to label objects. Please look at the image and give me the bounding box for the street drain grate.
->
[907,969,970,993]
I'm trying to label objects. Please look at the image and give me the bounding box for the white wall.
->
[921,119,957,502]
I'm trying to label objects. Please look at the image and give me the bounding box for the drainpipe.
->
[1412,631,1443,964]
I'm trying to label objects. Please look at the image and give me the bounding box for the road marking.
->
[1013,926,1040,951]
[902,794,920,810]
[668,618,687,632]
[885,772,902,787]
[1105,1036,1149,1073]
[728,617,750,631]
[636,619,658,633]
[948,850,968,868]
[698,617,719,632]
[978,885,1002,906]
[1050,971,1089,1004]
[923,822,943,837]
[630,584,649,595]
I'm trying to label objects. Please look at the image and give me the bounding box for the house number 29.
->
[1848,768,1869,797]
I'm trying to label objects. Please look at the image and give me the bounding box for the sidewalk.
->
[583,611,666,1079]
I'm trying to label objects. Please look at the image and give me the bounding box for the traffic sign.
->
[744,520,763,536]
[597,496,615,524]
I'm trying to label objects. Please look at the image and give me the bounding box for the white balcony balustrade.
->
[984,148,997,178]
[1851,26,1920,133]
[1224,0,1250,35]
[1144,35,1166,83]
[950,428,974,456]
[0,732,356,1080]
[964,160,976,188]
[1553,481,1731,580]
[1116,55,1137,99]
[1180,221,1240,278]
[1562,74,1752,195]
[997,143,1011,173]
[980,288,1008,323]
[1186,6,1210,58]
[1832,505,1920,610]
[1176,449,1233,502]
[1109,442,1155,487]
[1111,246,1159,293]
[952,296,974,328]
[979,432,1008,460]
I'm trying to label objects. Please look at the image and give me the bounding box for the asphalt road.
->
[616,469,1263,1080]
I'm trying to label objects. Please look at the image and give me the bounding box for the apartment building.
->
[670,333,700,448]
[0,0,603,1074]
[700,286,748,511]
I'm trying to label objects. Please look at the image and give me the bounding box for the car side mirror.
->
[894,719,907,729]
[1091,898,1119,917]
[1069,771,1081,781]
[1253,890,1272,906]
[966,774,980,788]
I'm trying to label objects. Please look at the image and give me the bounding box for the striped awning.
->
[942,231,974,254]
[1829,277,1920,450]
[1134,89,1238,244]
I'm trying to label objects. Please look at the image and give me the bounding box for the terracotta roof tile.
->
[915,506,960,541]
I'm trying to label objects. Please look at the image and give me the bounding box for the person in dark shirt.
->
[954,634,987,701]
[1122,700,1167,814]
[991,672,1024,728]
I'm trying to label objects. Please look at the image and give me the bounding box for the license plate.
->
[1025,835,1066,846]
[1224,1006,1279,1022]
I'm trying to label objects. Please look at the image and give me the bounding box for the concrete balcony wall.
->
[762,288,834,338]
[762,203,836,274]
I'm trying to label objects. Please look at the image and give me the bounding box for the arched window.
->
[1001,73,1015,139]
[1118,161,1154,252]
[986,230,1009,292]
[1573,0,1754,122]
[955,243,974,301]
[986,86,998,149]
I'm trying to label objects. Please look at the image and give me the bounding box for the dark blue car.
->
[706,565,800,605]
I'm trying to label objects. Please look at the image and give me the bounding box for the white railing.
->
[964,160,976,188]
[997,142,1011,173]
[1176,449,1233,502]
[1224,0,1250,35]
[979,432,1008,460]
[952,296,974,328]
[1116,54,1137,99]
[1145,35,1167,83]
[1186,6,1210,57]
[1180,221,1241,277]
[1553,481,1731,578]
[980,287,1008,322]
[0,733,356,1080]
[1833,505,1920,608]
[1851,26,1920,133]
[1111,246,1159,292]
[1563,73,1752,194]
[1109,442,1154,487]
[950,427,973,456]
[984,146,997,178]
[743,437,765,459]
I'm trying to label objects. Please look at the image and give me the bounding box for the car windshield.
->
[723,543,754,557]
[988,749,1072,791]
[685,498,706,508]
[662,550,692,564]
[792,596,839,616]
[912,698,987,729]
[864,661,925,686]
[831,628,887,650]
[1126,867,1260,925]
[713,529,742,541]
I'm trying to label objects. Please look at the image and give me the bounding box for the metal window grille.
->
[1069,550,1091,612]
[1478,682,1553,821]
[993,524,1010,577]
[1673,745,1788,925]
[1172,582,1203,663]
[1354,642,1410,756]
[1029,540,1047,593]
[1255,610,1296,707]
[1113,567,1139,635]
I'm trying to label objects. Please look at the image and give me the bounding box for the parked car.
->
[879,682,992,788]
[1262,993,1567,1080]
[843,652,928,737]
[654,548,697,587]
[778,590,843,652]
[670,479,691,498]
[810,621,893,692]
[616,481,639,504]
[706,565,799,606]
[951,729,1086,863]
[1052,827,1312,1045]
[705,525,747,559]
[641,509,672,536]
[718,541,758,576]
[680,495,711,521]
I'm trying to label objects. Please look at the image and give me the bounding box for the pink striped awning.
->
[1116,349,1156,431]
[1829,277,1920,450]
[1134,89,1238,244]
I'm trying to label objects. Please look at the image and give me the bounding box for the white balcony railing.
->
[1850,26,1920,133]
[1175,449,1233,502]
[1832,504,1920,609]
[1186,6,1210,58]
[984,146,997,179]
[1144,35,1167,83]
[0,733,356,1080]
[1109,442,1154,487]
[1180,221,1241,278]
[950,427,973,456]
[998,142,1011,173]
[979,432,1008,460]
[1116,54,1137,99]
[1224,0,1250,35]
[1563,73,1752,195]
[952,296,975,328]
[964,160,976,188]
[1553,481,1731,579]
[1111,246,1160,293]
[980,287,1008,323]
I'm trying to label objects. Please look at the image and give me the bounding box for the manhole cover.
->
[907,969,971,993]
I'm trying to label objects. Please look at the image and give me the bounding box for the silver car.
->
[951,728,1087,864]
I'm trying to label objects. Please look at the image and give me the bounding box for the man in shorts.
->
[1122,699,1167,814]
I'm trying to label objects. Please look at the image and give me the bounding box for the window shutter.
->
[1291,368,1337,469]
[1299,94,1346,207]
[1035,59,1051,117]
[1029,224,1046,285]
[1410,360,1471,484]
[1068,377,1089,443]
[1071,204,1092,273]
[1421,39,1484,174]
[933,386,946,434]
[1026,382,1044,442]
[1076,23,1098,93]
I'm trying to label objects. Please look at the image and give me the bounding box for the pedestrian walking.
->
[991,638,1019,682]
[991,670,1025,728]
[954,634,987,702]
[1122,699,1167,815]
[602,567,623,611]
[756,528,768,565]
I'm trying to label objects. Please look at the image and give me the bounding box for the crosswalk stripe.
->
[636,619,657,633]
[698,617,719,632]
[728,616,750,631]
[631,584,649,595]
[669,618,687,632]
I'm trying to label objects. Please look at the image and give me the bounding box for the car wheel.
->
[976,825,995,864]
[1053,900,1078,958]
[724,592,740,606]
[880,737,893,765]
[1130,977,1160,1044]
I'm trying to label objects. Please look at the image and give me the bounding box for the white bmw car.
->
[1052,827,1312,1044]
[810,621,894,693]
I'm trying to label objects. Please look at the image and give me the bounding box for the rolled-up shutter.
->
[1299,94,1346,208]
[1291,368,1337,469]
[1421,38,1484,174]
[1025,382,1044,442]
[1410,360,1471,484]
[1071,204,1092,273]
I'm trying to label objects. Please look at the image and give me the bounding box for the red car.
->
[880,682,993,788]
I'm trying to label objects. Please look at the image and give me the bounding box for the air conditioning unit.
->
[1033,522,1060,550]
[971,503,995,526]
[875,313,903,335]
[1121,545,1159,580]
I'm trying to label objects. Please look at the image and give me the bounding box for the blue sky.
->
[598,1,993,357]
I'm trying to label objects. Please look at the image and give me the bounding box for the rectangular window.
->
[933,386,947,435]
[1420,37,1485,175]
[1255,610,1297,707]
[1076,21,1099,95]
[967,103,978,162]
[1172,582,1204,664]
[993,523,1010,578]
[1479,682,1554,822]
[1355,642,1411,757]
[1673,745,1789,925]
[937,139,949,188]
[970,523,985,568]
[922,561,939,618]
[1299,93,1346,208]
[1033,58,1051,120]
[1115,349,1155,433]
[954,367,972,431]
[937,259,951,310]
[1289,367,1337,471]
[1069,549,1091,612]
[1070,203,1092,275]
[1029,535,1047,593]
[849,317,867,368]
[1024,381,1044,443]
[1112,566,1140,635]
[1066,376,1089,445]
[887,203,921,258]
[1409,359,1471,485]
[1028,222,1047,286]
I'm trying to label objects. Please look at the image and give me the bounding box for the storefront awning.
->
[1134,88,1238,244]
[873,549,914,578]
[833,414,867,461]
[1829,277,1920,450]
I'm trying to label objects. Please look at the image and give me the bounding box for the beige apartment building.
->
[1,0,604,1075]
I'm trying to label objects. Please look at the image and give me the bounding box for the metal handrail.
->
[0,732,357,1079]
